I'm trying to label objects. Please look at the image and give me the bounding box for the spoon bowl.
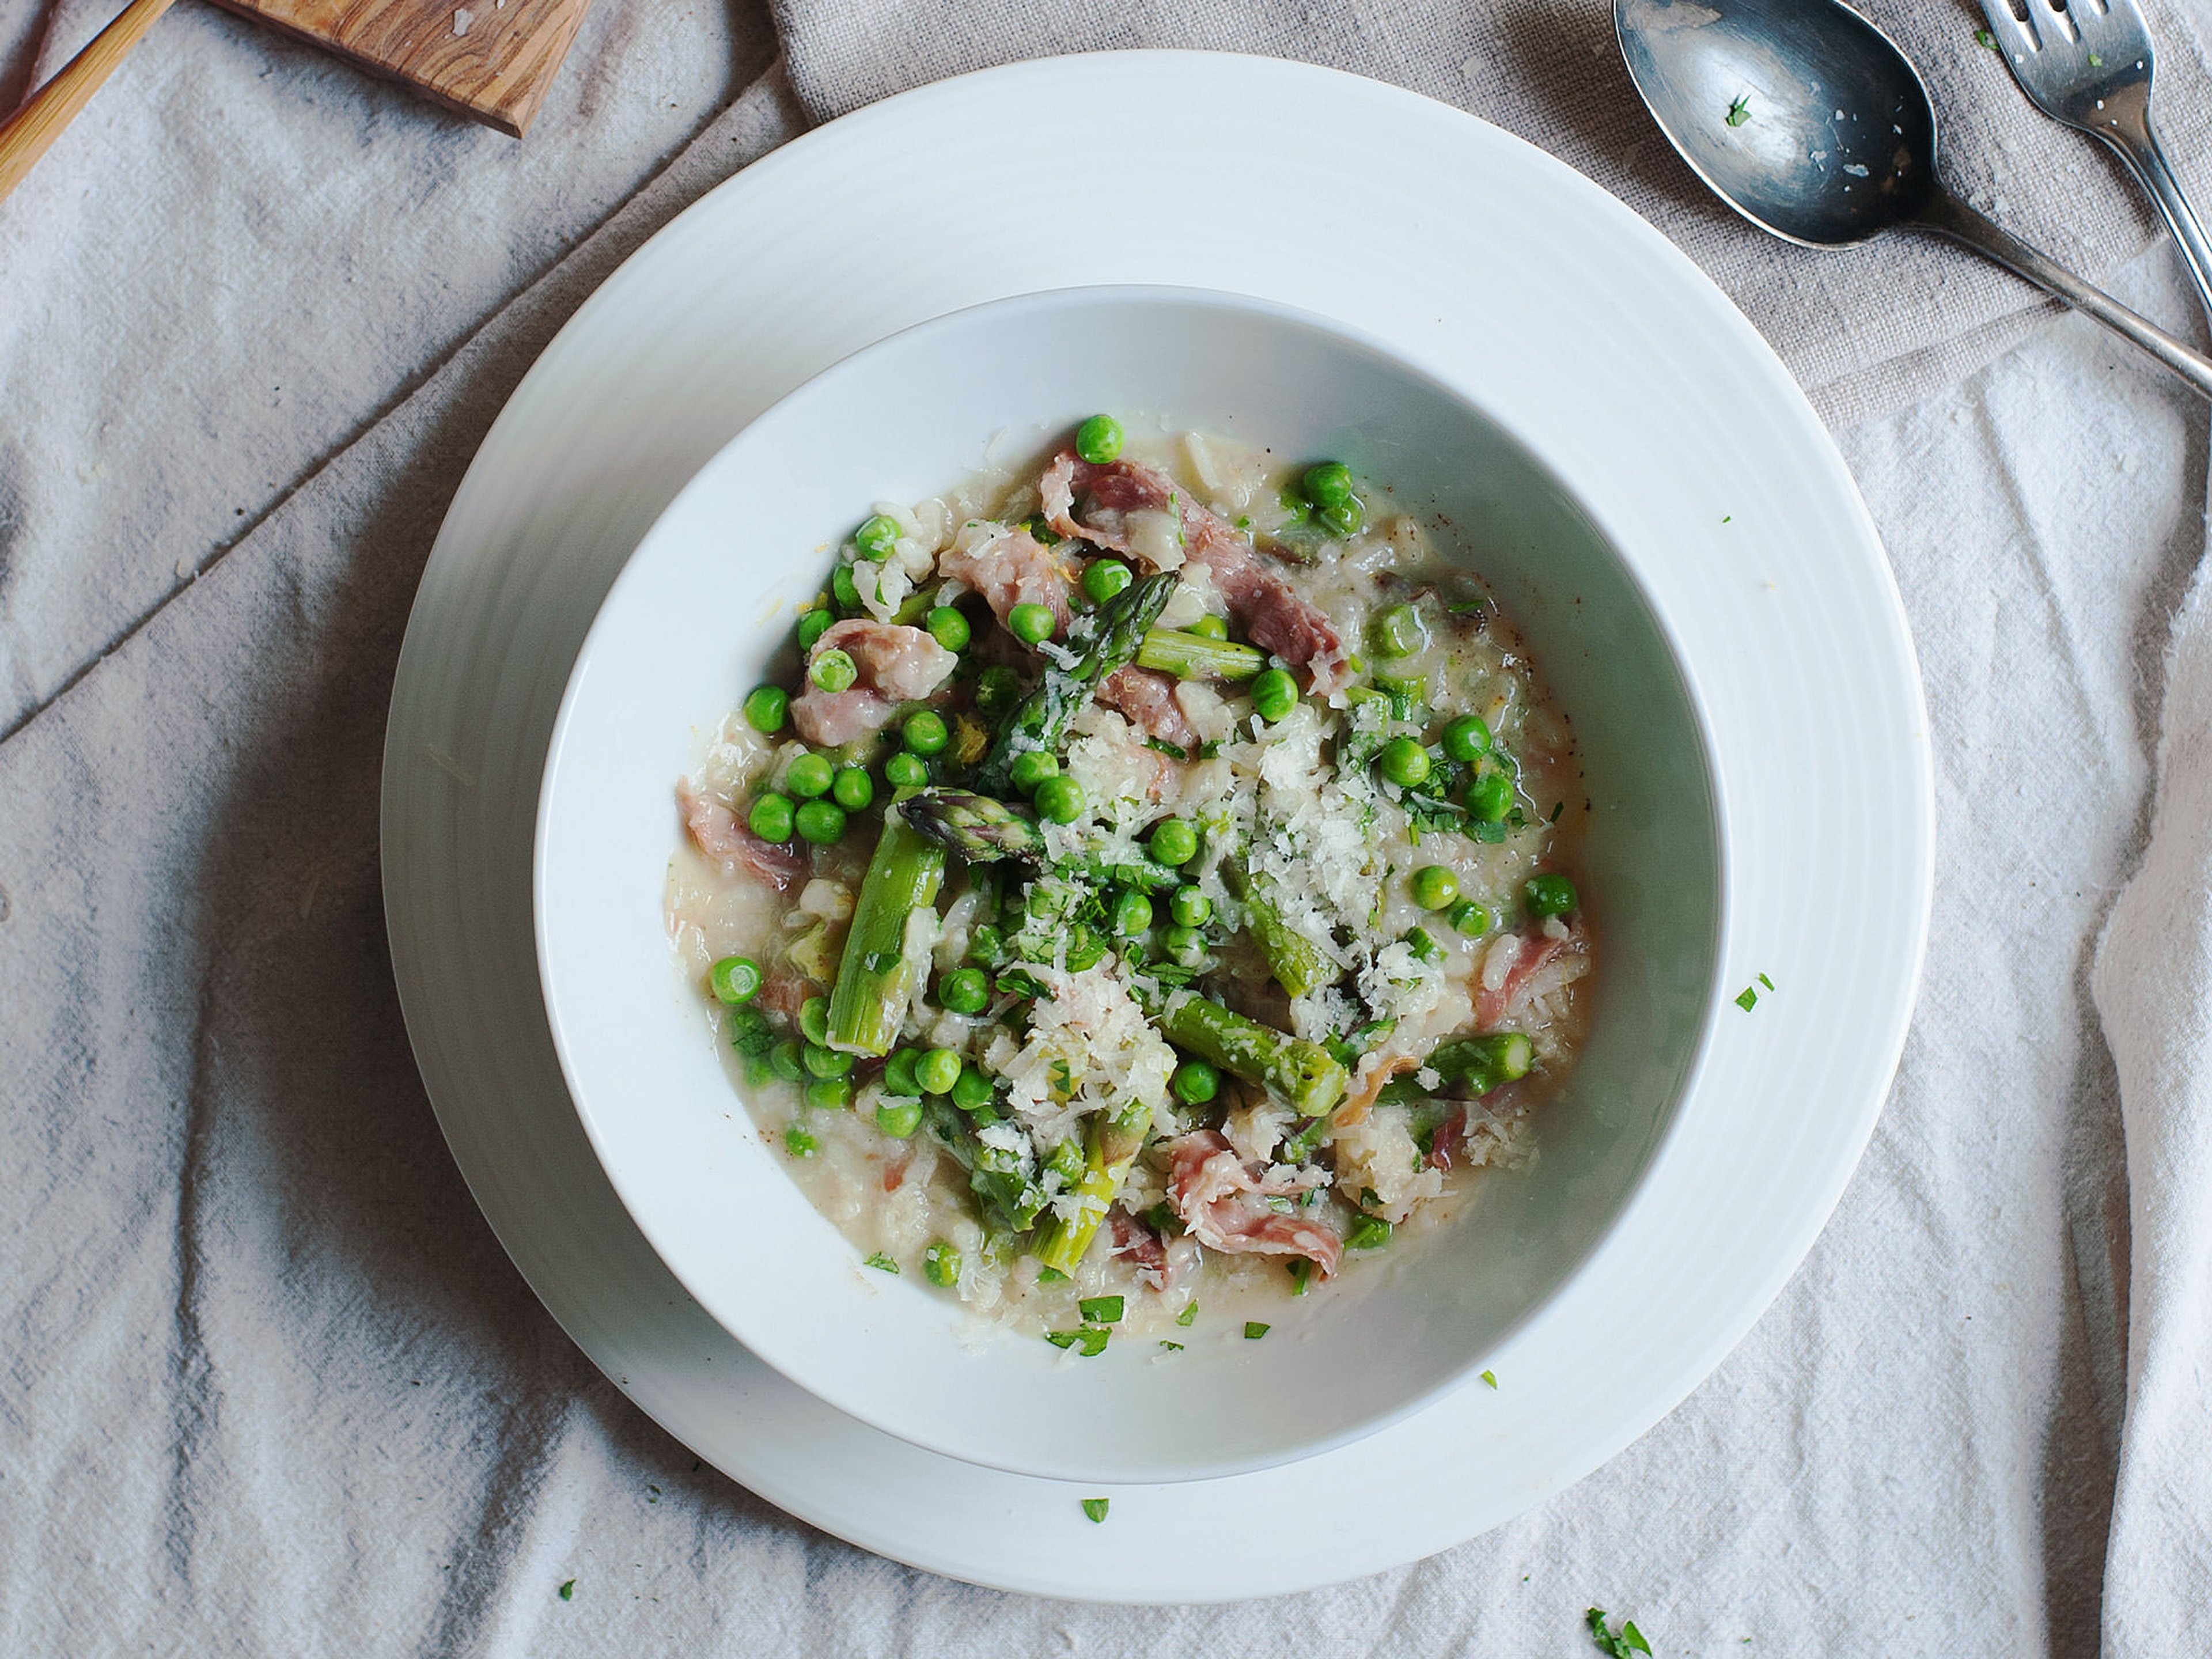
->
[1616,0,2212,395]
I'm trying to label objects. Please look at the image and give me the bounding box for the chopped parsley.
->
[1289,1259,1313,1295]
[1036,1266,1069,1283]
[1046,1327,1112,1357]
[1158,1340,1185,1351]
[1759,972,1775,990]
[1081,1497,1111,1523]
[1586,1608,1653,1657]
[1726,94,1752,127]
[2089,51,2104,65]
[1975,25,1998,49]
[1144,737,1190,760]
[1447,599,1484,616]
[726,1005,774,1056]
[1176,1301,1198,1327]
[1345,1214,1391,1252]
[864,1251,898,1274]
[1480,1369,1498,1389]
[647,1484,660,1503]
[1735,986,1759,1012]
[1078,1294,1126,1325]
[1244,1321,1271,1340]
[1549,800,1565,823]
[1721,513,1732,524]
[558,1580,575,1601]
[785,1125,819,1157]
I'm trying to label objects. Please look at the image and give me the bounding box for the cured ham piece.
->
[1106,1207,1201,1293]
[937,524,1074,631]
[1099,664,1198,749]
[1164,1130,1343,1276]
[677,779,805,891]
[1474,927,1588,1031]
[1041,450,1350,692]
[789,620,956,747]
[1427,1107,1468,1171]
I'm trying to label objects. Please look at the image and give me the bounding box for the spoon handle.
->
[1917,190,2212,399]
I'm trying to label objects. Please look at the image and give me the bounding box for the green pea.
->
[768,1038,805,1082]
[1301,461,1355,509]
[937,966,990,1015]
[809,649,858,694]
[1147,817,1198,866]
[884,752,929,789]
[927,606,971,652]
[785,1123,820,1157]
[785,752,834,799]
[797,609,834,651]
[1467,770,1514,823]
[1171,1059,1221,1105]
[794,800,847,844]
[916,1048,963,1094]
[1082,559,1132,603]
[1369,604,1427,660]
[923,1241,963,1288]
[1010,750,1060,793]
[1047,1138,1086,1185]
[883,1047,921,1096]
[1113,890,1154,937]
[743,684,789,734]
[802,1078,851,1114]
[831,564,862,613]
[1525,873,1579,918]
[709,956,761,1004]
[1034,775,1086,824]
[1188,615,1229,641]
[804,1043,854,1080]
[975,664,1022,714]
[1411,865,1459,911]
[903,709,949,755]
[798,996,831,1045]
[951,1063,994,1111]
[1447,899,1494,936]
[1008,603,1057,646]
[1377,737,1431,789]
[1250,668,1297,723]
[1168,887,1213,927]
[832,766,874,811]
[1161,925,1209,968]
[1441,714,1493,762]
[1075,414,1124,465]
[876,1099,923,1138]
[748,793,795,842]
[1317,498,1365,538]
[854,514,901,559]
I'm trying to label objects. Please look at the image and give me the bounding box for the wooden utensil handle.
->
[0,0,179,203]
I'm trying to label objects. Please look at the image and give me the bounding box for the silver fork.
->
[1978,0,2212,316]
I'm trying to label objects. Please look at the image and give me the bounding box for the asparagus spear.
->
[1032,1100,1153,1272]
[1222,862,1330,997]
[1135,628,1267,682]
[1425,1031,1534,1093]
[922,1101,1051,1233]
[825,810,946,1056]
[903,787,1185,892]
[976,571,1178,794]
[1155,993,1347,1118]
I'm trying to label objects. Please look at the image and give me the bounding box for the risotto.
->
[665,417,1593,1344]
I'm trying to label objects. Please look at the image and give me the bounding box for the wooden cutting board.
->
[211,0,595,137]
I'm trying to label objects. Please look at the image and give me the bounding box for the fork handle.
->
[1916,188,2212,400]
[2100,113,2212,324]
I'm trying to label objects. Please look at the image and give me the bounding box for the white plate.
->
[381,51,1931,1601]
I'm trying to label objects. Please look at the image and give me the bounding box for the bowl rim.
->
[531,279,1734,1483]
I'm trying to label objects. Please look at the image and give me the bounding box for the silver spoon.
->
[1615,0,2212,397]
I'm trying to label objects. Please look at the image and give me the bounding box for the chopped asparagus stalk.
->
[1222,863,1330,997]
[1134,628,1267,681]
[825,811,946,1057]
[976,571,1178,793]
[922,1100,1052,1233]
[1033,1101,1152,1272]
[1155,994,1347,1118]
[1426,1031,1535,1093]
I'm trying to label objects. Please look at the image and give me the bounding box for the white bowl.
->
[535,285,1726,1485]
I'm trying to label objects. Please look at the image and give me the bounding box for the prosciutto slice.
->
[1042,450,1350,693]
[1099,664,1198,749]
[1164,1130,1343,1276]
[789,619,956,747]
[677,780,805,891]
[1474,927,1588,1030]
[1107,1207,1202,1293]
[937,524,1074,632]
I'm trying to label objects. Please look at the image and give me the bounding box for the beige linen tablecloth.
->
[2,0,2209,1650]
